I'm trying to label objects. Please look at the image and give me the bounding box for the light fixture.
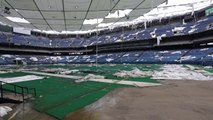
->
[4,7,10,14]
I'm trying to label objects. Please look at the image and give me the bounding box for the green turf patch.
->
[2,73,126,120]
[46,84,123,119]
[204,69,213,73]
[0,72,31,78]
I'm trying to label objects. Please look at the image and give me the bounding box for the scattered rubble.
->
[76,74,105,83]
[42,68,79,75]
[204,66,213,69]
[0,106,12,117]
[0,71,7,74]
[113,68,153,78]
[152,65,213,80]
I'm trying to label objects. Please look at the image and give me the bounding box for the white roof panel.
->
[65,12,86,19]
[66,20,84,25]
[27,19,46,24]
[64,0,91,11]
[18,10,43,19]
[35,0,63,11]
[42,12,64,19]
[6,0,38,10]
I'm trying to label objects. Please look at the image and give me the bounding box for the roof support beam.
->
[62,0,67,31]
[79,0,93,30]
[32,0,53,30]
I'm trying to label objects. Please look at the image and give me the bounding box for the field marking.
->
[0,75,44,84]
[22,71,82,79]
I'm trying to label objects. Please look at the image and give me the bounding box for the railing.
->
[0,81,36,101]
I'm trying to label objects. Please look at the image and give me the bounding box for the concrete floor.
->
[3,80,213,120]
[66,80,213,120]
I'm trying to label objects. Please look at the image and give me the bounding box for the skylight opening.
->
[105,9,132,18]
[6,16,30,24]
[83,18,103,25]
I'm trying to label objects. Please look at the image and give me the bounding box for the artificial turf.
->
[1,72,126,119]
[0,64,161,119]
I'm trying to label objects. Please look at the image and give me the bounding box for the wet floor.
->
[3,102,56,120]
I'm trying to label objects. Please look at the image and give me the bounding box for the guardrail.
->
[0,81,36,101]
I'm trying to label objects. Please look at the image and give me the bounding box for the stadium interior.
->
[0,0,213,120]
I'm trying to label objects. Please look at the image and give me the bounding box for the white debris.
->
[0,106,12,117]
[123,54,129,57]
[190,25,196,28]
[0,75,44,83]
[115,39,122,42]
[171,51,182,54]
[172,27,185,35]
[76,74,105,83]
[114,68,153,78]
[42,68,78,75]
[207,54,213,57]
[30,57,38,61]
[150,33,156,38]
[50,56,63,61]
[106,58,114,62]
[0,71,7,74]
[172,27,185,31]
[188,28,196,34]
[180,55,196,61]
[159,51,169,53]
[82,56,90,59]
[22,71,160,87]
[152,65,213,80]
[200,48,209,51]
[59,69,79,75]
[160,34,166,37]
[15,58,22,60]
[1,55,13,58]
[204,66,212,69]
[197,18,207,23]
